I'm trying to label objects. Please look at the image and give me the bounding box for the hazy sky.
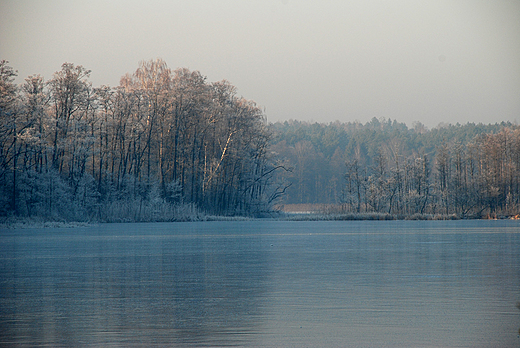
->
[1,0,519,127]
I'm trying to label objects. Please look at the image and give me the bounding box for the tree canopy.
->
[270,118,520,218]
[0,59,283,221]
[1,60,519,221]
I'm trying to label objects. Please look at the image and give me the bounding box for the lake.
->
[1,220,519,347]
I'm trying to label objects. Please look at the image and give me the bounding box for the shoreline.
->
[1,212,519,229]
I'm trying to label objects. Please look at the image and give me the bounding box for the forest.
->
[270,119,520,218]
[1,59,519,221]
[0,59,284,221]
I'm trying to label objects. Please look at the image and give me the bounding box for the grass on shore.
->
[2,211,517,229]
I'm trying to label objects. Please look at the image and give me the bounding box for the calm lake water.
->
[1,220,519,347]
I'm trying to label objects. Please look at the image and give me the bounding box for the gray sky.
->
[1,0,519,127]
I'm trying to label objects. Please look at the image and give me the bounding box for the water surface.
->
[1,220,519,347]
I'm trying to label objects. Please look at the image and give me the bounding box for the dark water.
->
[1,220,519,347]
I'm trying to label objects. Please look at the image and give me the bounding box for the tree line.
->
[270,118,520,218]
[2,59,519,221]
[0,59,284,221]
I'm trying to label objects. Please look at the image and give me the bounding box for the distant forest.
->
[271,119,520,218]
[1,59,519,221]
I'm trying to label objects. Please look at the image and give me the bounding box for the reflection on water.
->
[1,220,519,347]
[1,223,269,347]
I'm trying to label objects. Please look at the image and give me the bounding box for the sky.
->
[1,0,519,128]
